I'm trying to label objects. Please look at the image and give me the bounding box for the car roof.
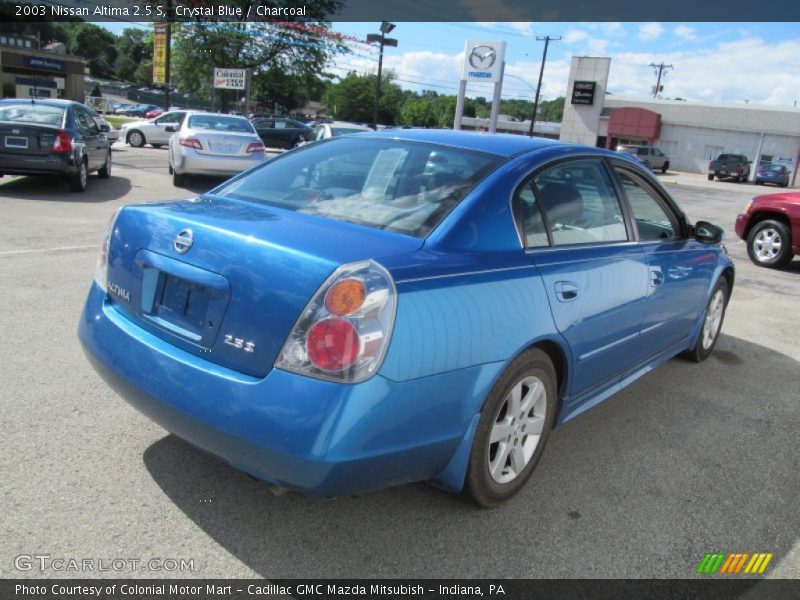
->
[356,128,566,158]
[330,121,372,130]
[0,98,77,108]
[185,111,248,119]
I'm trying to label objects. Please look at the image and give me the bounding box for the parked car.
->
[735,191,799,268]
[616,144,670,173]
[120,110,187,148]
[754,163,790,187]
[128,104,161,118]
[79,131,733,507]
[167,111,266,186]
[145,108,165,119]
[0,98,111,192]
[708,153,751,182]
[304,121,372,144]
[86,107,119,144]
[251,116,311,149]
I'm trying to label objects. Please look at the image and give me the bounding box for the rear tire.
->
[69,159,88,192]
[707,174,714,181]
[98,150,111,179]
[662,161,669,173]
[173,170,187,187]
[682,278,729,363]
[463,348,557,508]
[747,219,793,268]
[127,130,145,148]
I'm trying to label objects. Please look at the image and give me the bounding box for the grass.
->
[105,115,136,128]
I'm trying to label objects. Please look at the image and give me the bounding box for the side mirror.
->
[693,220,724,244]
[164,126,175,133]
[98,123,110,133]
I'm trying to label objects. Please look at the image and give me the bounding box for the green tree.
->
[115,28,151,83]
[172,3,343,112]
[65,23,118,78]
[323,71,403,124]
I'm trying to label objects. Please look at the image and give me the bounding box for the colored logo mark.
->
[696,552,773,574]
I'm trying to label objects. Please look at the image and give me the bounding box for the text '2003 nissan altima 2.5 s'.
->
[78,131,734,507]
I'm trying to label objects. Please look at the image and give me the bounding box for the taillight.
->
[707,161,712,169]
[94,208,123,292]
[275,260,397,382]
[51,130,72,153]
[245,141,265,153]
[179,137,203,150]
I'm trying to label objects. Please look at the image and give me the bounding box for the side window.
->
[515,183,549,248]
[533,160,628,246]
[74,108,98,134]
[615,169,680,242]
[315,126,326,141]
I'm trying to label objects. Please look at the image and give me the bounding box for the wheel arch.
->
[745,210,791,239]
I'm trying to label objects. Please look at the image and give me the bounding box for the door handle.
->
[554,281,579,302]
[650,269,664,287]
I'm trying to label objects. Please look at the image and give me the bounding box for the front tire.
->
[463,348,557,508]
[682,278,729,363]
[127,130,145,148]
[69,159,88,192]
[747,219,793,268]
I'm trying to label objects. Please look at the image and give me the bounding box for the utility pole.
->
[529,35,560,137]
[367,22,398,130]
[649,62,673,98]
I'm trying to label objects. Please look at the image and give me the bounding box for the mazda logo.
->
[469,45,496,70]
[173,228,194,254]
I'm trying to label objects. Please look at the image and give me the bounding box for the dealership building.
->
[0,34,85,101]
[559,56,800,179]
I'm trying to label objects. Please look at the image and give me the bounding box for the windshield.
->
[215,138,502,238]
[187,115,255,133]
[0,103,65,126]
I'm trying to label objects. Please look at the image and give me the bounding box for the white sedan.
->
[168,112,266,187]
[120,110,187,148]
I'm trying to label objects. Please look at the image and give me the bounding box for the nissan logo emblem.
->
[173,228,194,254]
[469,45,496,70]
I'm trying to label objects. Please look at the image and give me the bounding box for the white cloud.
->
[330,31,800,108]
[638,23,664,41]
[564,29,588,44]
[599,22,624,36]
[674,26,697,40]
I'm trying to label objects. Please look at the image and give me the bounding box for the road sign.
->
[214,68,246,90]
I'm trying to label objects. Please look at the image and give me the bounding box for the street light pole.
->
[367,22,397,130]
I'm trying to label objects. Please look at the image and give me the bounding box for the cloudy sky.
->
[101,21,799,107]
[328,22,800,107]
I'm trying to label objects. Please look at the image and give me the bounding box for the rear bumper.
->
[0,152,72,176]
[174,149,265,176]
[78,283,486,496]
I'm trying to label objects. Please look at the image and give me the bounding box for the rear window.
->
[0,103,65,126]
[187,115,254,133]
[215,138,502,238]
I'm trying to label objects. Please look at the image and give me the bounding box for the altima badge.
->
[174,228,193,254]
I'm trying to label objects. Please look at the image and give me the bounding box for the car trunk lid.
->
[0,122,64,156]
[105,196,422,378]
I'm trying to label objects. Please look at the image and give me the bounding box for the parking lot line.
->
[0,244,96,256]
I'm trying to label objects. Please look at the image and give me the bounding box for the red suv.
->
[735,192,800,268]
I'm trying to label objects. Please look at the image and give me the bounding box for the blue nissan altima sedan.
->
[79,130,733,507]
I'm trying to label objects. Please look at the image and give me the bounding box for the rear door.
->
[74,106,107,170]
[519,157,650,398]
[611,163,713,350]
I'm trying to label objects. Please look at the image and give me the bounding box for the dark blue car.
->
[0,99,112,192]
[754,163,790,187]
[79,131,734,506]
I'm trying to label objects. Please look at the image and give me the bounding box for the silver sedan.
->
[168,112,267,187]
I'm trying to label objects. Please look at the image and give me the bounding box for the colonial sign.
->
[213,68,246,90]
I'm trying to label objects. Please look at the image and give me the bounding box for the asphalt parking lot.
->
[1,146,798,579]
